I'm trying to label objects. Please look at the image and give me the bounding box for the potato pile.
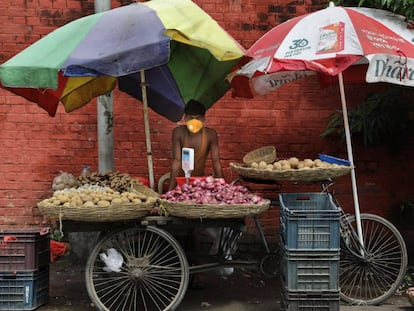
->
[250,157,344,171]
[38,185,151,208]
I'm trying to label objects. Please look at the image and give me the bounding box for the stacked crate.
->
[279,193,341,311]
[0,228,50,311]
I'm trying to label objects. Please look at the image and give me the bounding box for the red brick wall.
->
[0,0,413,246]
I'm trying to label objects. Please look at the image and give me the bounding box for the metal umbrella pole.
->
[338,72,364,248]
[140,70,155,189]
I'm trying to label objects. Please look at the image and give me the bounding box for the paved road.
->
[36,258,412,311]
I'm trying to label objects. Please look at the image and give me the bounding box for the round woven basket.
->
[230,162,352,182]
[159,199,270,219]
[243,146,276,165]
[37,183,159,222]
[37,200,156,222]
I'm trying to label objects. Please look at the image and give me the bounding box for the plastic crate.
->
[0,268,49,310]
[279,193,340,250]
[281,247,339,291]
[281,287,340,311]
[0,228,50,271]
[318,154,350,166]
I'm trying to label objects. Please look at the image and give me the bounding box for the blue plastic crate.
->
[280,247,339,291]
[0,268,49,310]
[279,193,340,250]
[281,287,340,311]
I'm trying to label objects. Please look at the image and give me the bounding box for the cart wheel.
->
[259,251,280,278]
[85,226,189,311]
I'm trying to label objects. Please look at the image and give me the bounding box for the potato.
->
[303,159,314,168]
[273,162,282,170]
[97,200,111,207]
[282,164,291,170]
[111,198,123,205]
[250,162,259,168]
[83,201,95,207]
[288,157,300,168]
[258,161,267,169]
[279,159,289,167]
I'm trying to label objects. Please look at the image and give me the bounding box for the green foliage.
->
[321,86,414,146]
[334,0,414,20]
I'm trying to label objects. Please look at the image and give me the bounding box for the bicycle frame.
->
[320,180,367,258]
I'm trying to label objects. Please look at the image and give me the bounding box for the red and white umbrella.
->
[230,4,414,97]
[229,3,414,254]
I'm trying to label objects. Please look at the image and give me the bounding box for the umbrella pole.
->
[338,72,364,248]
[140,70,155,189]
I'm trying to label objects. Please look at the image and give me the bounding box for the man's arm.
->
[209,129,224,178]
[168,127,183,191]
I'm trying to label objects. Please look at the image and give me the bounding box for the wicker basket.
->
[159,199,270,219]
[37,183,159,222]
[230,162,352,182]
[243,146,276,165]
[130,182,160,198]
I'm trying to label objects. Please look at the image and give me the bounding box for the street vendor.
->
[168,99,224,190]
[167,99,228,289]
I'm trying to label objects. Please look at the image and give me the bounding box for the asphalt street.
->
[35,257,413,311]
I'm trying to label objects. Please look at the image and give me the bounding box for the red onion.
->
[160,177,265,205]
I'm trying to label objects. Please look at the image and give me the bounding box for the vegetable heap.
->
[160,176,265,205]
[39,184,151,208]
[251,157,346,171]
[39,171,153,208]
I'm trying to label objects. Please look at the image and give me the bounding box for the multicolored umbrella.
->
[0,0,245,121]
[0,0,246,188]
[228,4,413,304]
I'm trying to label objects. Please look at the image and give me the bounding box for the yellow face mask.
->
[186,119,203,134]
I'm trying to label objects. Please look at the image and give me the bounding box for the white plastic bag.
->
[100,248,123,272]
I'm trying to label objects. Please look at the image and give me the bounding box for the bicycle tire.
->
[85,225,189,311]
[339,213,407,305]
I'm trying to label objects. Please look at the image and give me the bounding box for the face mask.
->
[186,119,203,134]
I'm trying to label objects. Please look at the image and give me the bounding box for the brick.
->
[0,0,413,237]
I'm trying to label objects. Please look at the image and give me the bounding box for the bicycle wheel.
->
[85,225,189,311]
[340,213,407,305]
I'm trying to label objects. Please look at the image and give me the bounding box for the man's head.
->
[184,100,205,133]
[184,100,206,117]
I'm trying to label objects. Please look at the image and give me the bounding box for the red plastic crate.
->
[0,228,50,271]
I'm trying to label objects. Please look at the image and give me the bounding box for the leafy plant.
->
[334,0,414,20]
[321,86,414,147]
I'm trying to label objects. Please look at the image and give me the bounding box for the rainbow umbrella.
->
[0,0,246,187]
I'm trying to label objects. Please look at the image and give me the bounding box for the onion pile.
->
[160,176,265,205]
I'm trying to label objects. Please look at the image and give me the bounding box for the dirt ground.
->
[36,257,413,311]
